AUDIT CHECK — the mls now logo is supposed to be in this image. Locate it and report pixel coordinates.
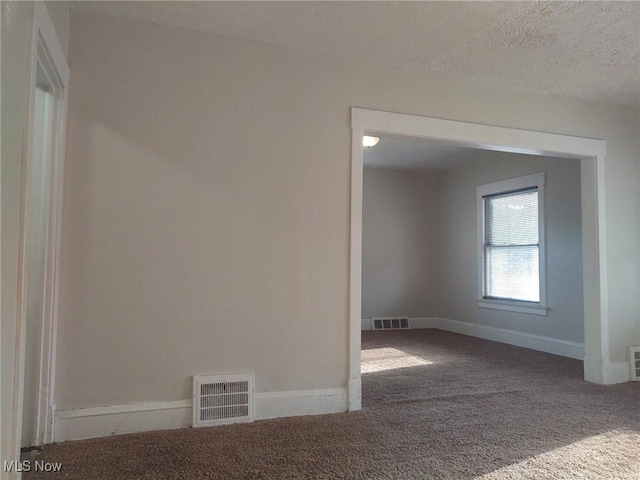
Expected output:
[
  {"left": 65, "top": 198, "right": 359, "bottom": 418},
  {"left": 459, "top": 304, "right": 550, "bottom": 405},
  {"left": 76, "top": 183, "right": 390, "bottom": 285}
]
[{"left": 4, "top": 460, "right": 63, "bottom": 473}]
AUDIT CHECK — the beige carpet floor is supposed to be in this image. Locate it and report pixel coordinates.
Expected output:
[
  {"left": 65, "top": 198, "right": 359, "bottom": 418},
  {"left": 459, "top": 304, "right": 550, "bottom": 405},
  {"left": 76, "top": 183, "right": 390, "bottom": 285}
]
[{"left": 25, "top": 330, "right": 640, "bottom": 479}]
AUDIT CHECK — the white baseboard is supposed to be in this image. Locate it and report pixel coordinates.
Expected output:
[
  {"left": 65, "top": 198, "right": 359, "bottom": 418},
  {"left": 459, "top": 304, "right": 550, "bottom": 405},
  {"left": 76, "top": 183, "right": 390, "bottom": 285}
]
[
  {"left": 435, "top": 317, "right": 585, "bottom": 360},
  {"left": 255, "top": 388, "right": 346, "bottom": 420},
  {"left": 54, "top": 400, "right": 192, "bottom": 442},
  {"left": 602, "top": 361, "right": 631, "bottom": 385},
  {"left": 583, "top": 356, "right": 604, "bottom": 384},
  {"left": 54, "top": 388, "right": 347, "bottom": 442}
]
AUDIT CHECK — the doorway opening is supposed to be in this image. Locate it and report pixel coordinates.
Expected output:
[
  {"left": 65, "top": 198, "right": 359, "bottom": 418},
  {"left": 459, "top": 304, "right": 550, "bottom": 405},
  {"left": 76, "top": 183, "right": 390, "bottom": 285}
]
[
  {"left": 359, "top": 135, "right": 584, "bottom": 401},
  {"left": 21, "top": 67, "right": 56, "bottom": 449},
  {"left": 348, "top": 108, "right": 607, "bottom": 412},
  {"left": 13, "top": 4, "right": 69, "bottom": 454}
]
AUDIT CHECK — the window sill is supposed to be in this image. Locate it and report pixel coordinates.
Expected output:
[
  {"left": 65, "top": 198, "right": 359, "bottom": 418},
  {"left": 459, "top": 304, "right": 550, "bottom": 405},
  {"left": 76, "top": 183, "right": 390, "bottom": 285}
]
[{"left": 477, "top": 299, "right": 548, "bottom": 316}]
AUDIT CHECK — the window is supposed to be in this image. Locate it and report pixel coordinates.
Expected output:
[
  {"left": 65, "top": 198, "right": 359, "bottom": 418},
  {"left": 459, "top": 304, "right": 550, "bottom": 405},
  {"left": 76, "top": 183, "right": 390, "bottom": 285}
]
[{"left": 477, "top": 173, "right": 547, "bottom": 315}]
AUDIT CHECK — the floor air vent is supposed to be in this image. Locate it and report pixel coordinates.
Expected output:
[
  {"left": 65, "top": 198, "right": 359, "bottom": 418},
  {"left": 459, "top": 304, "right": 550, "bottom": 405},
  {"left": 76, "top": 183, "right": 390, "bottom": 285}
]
[
  {"left": 372, "top": 318, "right": 410, "bottom": 330},
  {"left": 630, "top": 347, "right": 640, "bottom": 381},
  {"left": 193, "top": 373, "right": 254, "bottom": 427}
]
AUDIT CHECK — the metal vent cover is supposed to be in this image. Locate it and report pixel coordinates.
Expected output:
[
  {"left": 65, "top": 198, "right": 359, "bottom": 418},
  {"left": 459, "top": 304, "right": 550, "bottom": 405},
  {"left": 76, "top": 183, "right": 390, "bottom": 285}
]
[
  {"left": 372, "top": 318, "right": 410, "bottom": 330},
  {"left": 630, "top": 347, "right": 640, "bottom": 381},
  {"left": 192, "top": 373, "right": 255, "bottom": 427}
]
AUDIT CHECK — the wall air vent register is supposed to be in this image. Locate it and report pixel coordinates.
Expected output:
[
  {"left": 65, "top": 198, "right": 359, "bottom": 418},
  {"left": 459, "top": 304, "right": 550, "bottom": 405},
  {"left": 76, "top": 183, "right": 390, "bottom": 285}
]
[
  {"left": 192, "top": 373, "right": 255, "bottom": 427},
  {"left": 630, "top": 347, "right": 640, "bottom": 381},
  {"left": 372, "top": 318, "right": 410, "bottom": 330}
]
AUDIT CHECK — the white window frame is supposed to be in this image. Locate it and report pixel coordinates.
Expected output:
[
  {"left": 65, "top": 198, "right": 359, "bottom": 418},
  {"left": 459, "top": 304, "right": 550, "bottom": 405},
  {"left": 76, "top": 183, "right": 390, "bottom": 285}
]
[{"left": 476, "top": 172, "right": 548, "bottom": 316}]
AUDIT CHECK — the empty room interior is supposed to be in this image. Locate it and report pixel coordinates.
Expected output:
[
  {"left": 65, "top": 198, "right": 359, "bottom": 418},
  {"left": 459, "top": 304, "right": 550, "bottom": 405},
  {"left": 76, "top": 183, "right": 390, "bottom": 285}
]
[
  {"left": 2, "top": 1, "right": 640, "bottom": 479},
  {"left": 361, "top": 137, "right": 585, "bottom": 362}
]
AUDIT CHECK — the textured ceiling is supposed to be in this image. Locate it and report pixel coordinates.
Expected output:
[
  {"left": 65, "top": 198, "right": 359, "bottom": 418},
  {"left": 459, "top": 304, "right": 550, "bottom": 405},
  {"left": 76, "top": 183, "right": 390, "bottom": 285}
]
[
  {"left": 364, "top": 134, "right": 478, "bottom": 172},
  {"left": 70, "top": 1, "right": 640, "bottom": 107}
]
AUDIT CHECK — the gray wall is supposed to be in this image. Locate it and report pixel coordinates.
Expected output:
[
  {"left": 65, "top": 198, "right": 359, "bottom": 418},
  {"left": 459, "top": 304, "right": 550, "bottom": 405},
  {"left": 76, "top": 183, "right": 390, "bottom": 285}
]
[
  {"left": 436, "top": 151, "right": 584, "bottom": 342},
  {"left": 56, "top": 11, "right": 639, "bottom": 411},
  {"left": 362, "top": 168, "right": 437, "bottom": 318}
]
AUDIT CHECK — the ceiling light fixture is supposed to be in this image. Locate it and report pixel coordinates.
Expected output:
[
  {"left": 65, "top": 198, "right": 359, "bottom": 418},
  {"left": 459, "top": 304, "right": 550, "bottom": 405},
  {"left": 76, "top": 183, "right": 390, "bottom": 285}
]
[{"left": 363, "top": 136, "right": 380, "bottom": 147}]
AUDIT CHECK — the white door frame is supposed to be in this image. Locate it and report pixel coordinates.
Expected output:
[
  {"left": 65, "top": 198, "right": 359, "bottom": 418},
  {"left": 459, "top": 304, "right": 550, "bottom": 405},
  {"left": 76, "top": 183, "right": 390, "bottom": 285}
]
[
  {"left": 11, "top": 1, "right": 69, "bottom": 458},
  {"left": 348, "top": 107, "right": 608, "bottom": 411}
]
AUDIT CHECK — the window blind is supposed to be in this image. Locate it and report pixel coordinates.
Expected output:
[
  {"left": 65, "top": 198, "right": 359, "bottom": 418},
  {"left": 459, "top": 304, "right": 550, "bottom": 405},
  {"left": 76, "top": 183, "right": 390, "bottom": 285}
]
[{"left": 484, "top": 188, "right": 539, "bottom": 302}]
